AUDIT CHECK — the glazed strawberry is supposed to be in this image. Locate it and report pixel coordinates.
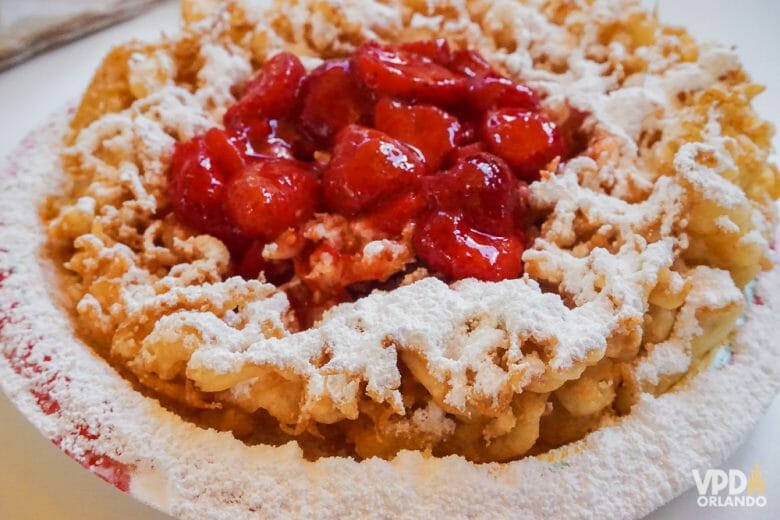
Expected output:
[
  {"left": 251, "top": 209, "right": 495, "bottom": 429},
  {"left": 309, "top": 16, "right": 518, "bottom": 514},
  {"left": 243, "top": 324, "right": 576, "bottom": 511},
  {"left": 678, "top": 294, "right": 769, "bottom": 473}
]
[
  {"left": 374, "top": 98, "right": 460, "bottom": 171},
  {"left": 241, "top": 118, "right": 315, "bottom": 161},
  {"left": 449, "top": 49, "right": 497, "bottom": 78},
  {"left": 224, "top": 52, "right": 305, "bottom": 131},
  {"left": 225, "top": 159, "right": 318, "bottom": 239},
  {"left": 200, "top": 128, "right": 244, "bottom": 177},
  {"left": 168, "top": 136, "right": 226, "bottom": 228},
  {"left": 449, "top": 142, "right": 486, "bottom": 163},
  {"left": 481, "top": 108, "right": 564, "bottom": 180},
  {"left": 168, "top": 132, "right": 248, "bottom": 251},
  {"left": 298, "top": 60, "right": 373, "bottom": 146},
  {"left": 467, "top": 76, "right": 539, "bottom": 113},
  {"left": 236, "top": 240, "right": 294, "bottom": 284},
  {"left": 202, "top": 128, "right": 245, "bottom": 178},
  {"left": 239, "top": 119, "right": 292, "bottom": 159},
  {"left": 425, "top": 152, "right": 519, "bottom": 235},
  {"left": 399, "top": 38, "right": 451, "bottom": 65},
  {"left": 353, "top": 42, "right": 466, "bottom": 104},
  {"left": 362, "top": 191, "right": 427, "bottom": 236},
  {"left": 455, "top": 121, "right": 478, "bottom": 146},
  {"left": 322, "top": 125, "right": 426, "bottom": 215},
  {"left": 414, "top": 210, "right": 524, "bottom": 281}
]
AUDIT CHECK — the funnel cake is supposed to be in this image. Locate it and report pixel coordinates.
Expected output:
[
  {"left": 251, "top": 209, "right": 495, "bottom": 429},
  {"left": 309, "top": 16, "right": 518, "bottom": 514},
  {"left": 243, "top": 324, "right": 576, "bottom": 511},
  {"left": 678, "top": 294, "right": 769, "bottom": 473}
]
[{"left": 38, "top": 0, "right": 780, "bottom": 468}]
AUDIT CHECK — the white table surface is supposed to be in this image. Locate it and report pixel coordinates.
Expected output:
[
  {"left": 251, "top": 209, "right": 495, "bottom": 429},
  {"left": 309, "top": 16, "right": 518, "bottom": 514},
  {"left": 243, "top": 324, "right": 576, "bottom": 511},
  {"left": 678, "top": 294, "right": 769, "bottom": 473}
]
[{"left": 0, "top": 1, "right": 777, "bottom": 518}]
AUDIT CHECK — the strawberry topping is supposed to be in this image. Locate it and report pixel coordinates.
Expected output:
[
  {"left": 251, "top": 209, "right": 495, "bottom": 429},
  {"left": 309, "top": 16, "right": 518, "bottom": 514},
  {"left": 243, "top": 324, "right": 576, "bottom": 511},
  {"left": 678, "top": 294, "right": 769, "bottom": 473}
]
[
  {"left": 167, "top": 39, "right": 580, "bottom": 321},
  {"left": 424, "top": 152, "right": 520, "bottom": 236},
  {"left": 322, "top": 125, "right": 426, "bottom": 215},
  {"left": 374, "top": 98, "right": 460, "bottom": 171},
  {"left": 353, "top": 42, "right": 466, "bottom": 104},
  {"left": 223, "top": 51, "right": 305, "bottom": 130},
  {"left": 298, "top": 60, "right": 372, "bottom": 146},
  {"left": 225, "top": 159, "right": 318, "bottom": 239},
  {"left": 481, "top": 108, "right": 564, "bottom": 181},
  {"left": 414, "top": 211, "right": 525, "bottom": 282}
]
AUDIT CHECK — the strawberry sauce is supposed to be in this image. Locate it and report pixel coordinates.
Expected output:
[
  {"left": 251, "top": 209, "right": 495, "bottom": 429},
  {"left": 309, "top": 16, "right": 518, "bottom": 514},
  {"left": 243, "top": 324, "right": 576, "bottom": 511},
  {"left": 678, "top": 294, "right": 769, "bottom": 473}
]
[{"left": 168, "top": 40, "right": 571, "bottom": 323}]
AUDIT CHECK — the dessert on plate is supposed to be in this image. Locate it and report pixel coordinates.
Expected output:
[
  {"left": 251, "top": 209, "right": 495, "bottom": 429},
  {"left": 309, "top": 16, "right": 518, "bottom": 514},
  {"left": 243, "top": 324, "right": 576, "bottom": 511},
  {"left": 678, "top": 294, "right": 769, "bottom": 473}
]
[{"left": 1, "top": 0, "right": 779, "bottom": 517}]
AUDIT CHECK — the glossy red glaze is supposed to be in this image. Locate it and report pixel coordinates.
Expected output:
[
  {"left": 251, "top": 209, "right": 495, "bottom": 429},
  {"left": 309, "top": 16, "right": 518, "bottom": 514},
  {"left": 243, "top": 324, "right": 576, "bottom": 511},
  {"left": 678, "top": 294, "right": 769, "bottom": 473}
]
[
  {"left": 353, "top": 42, "right": 466, "bottom": 104},
  {"left": 374, "top": 98, "right": 460, "bottom": 171},
  {"left": 399, "top": 38, "right": 452, "bottom": 65},
  {"left": 467, "top": 76, "right": 539, "bottom": 113},
  {"left": 167, "top": 133, "right": 250, "bottom": 252},
  {"left": 425, "top": 152, "right": 520, "bottom": 236},
  {"left": 481, "top": 108, "right": 564, "bottom": 181},
  {"left": 298, "top": 60, "right": 373, "bottom": 146},
  {"left": 362, "top": 191, "right": 428, "bottom": 236},
  {"left": 322, "top": 125, "right": 426, "bottom": 215},
  {"left": 414, "top": 210, "right": 524, "bottom": 281},
  {"left": 223, "top": 51, "right": 305, "bottom": 130},
  {"left": 225, "top": 159, "right": 318, "bottom": 239},
  {"left": 449, "top": 49, "right": 497, "bottom": 78}
]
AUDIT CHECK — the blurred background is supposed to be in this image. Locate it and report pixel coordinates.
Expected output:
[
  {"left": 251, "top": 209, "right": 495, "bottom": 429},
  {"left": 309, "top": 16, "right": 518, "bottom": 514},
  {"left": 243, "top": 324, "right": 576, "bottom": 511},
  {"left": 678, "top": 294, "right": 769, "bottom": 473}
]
[
  {"left": 0, "top": 0, "right": 161, "bottom": 70},
  {"left": 0, "top": 1, "right": 777, "bottom": 518}
]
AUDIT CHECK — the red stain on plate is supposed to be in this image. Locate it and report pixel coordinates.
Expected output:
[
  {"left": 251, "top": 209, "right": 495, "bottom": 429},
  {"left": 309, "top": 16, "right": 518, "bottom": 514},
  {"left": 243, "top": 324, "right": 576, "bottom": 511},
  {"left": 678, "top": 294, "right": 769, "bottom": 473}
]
[
  {"left": 0, "top": 301, "right": 18, "bottom": 333},
  {"left": 0, "top": 265, "right": 133, "bottom": 492},
  {"left": 57, "top": 443, "right": 133, "bottom": 492}
]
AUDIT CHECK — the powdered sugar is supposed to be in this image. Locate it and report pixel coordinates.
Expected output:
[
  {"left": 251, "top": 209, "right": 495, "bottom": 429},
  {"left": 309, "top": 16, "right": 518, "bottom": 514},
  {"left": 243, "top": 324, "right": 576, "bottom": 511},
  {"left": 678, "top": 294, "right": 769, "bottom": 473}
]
[
  {"left": 674, "top": 142, "right": 748, "bottom": 208},
  {"left": 194, "top": 42, "right": 252, "bottom": 119},
  {"left": 635, "top": 339, "right": 691, "bottom": 387}
]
